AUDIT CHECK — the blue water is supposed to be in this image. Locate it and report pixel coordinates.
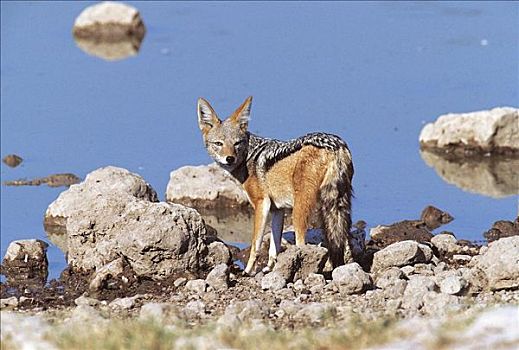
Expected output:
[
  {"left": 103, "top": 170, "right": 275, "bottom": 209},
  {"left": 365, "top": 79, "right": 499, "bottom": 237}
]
[{"left": 1, "top": 1, "right": 518, "bottom": 279}]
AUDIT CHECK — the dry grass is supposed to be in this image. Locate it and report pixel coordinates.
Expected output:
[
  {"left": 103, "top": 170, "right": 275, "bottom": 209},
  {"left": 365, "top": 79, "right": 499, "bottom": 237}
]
[{"left": 47, "top": 315, "right": 398, "bottom": 350}]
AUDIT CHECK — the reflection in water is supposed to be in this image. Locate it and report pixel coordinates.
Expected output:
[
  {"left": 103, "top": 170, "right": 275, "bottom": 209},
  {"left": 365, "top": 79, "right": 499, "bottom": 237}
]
[
  {"left": 420, "top": 150, "right": 519, "bottom": 198},
  {"left": 73, "top": 36, "right": 144, "bottom": 61}
]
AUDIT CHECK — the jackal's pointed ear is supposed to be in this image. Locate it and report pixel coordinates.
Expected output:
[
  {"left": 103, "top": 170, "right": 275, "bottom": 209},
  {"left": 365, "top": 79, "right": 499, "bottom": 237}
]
[
  {"left": 197, "top": 98, "right": 220, "bottom": 132},
  {"left": 230, "top": 96, "right": 252, "bottom": 131}
]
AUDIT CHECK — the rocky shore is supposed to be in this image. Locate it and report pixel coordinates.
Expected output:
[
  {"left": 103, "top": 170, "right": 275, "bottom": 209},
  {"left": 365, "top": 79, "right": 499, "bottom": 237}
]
[{"left": 1, "top": 163, "right": 518, "bottom": 349}]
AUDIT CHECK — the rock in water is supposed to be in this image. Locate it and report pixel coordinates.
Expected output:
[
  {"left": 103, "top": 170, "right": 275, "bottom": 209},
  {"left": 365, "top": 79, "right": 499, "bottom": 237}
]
[
  {"left": 166, "top": 163, "right": 249, "bottom": 209},
  {"left": 1, "top": 239, "right": 49, "bottom": 286},
  {"left": 419, "top": 107, "right": 519, "bottom": 155},
  {"left": 72, "top": 2, "right": 146, "bottom": 61},
  {"left": 45, "top": 166, "right": 209, "bottom": 280}
]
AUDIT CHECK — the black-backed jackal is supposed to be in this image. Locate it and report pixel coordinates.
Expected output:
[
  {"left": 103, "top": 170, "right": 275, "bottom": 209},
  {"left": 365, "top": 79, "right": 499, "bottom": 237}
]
[{"left": 197, "top": 96, "right": 354, "bottom": 274}]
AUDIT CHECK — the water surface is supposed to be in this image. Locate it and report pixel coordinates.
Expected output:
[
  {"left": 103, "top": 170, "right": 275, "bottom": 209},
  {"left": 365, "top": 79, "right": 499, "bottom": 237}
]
[{"left": 1, "top": 1, "right": 518, "bottom": 279}]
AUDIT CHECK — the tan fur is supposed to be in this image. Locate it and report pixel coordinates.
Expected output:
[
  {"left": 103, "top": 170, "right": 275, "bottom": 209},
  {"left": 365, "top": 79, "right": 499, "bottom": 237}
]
[{"left": 197, "top": 96, "right": 354, "bottom": 274}]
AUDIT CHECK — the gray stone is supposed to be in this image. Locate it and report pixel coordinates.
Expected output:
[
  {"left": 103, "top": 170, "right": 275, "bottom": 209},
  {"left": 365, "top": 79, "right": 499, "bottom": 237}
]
[
  {"left": 205, "top": 263, "right": 229, "bottom": 291},
  {"left": 332, "top": 263, "right": 372, "bottom": 295},
  {"left": 261, "top": 271, "right": 287, "bottom": 291},
  {"left": 183, "top": 300, "right": 206, "bottom": 320},
  {"left": 166, "top": 163, "right": 248, "bottom": 209},
  {"left": 293, "top": 302, "right": 336, "bottom": 325},
  {"left": 402, "top": 275, "right": 437, "bottom": 310},
  {"left": 371, "top": 241, "right": 433, "bottom": 272},
  {"left": 186, "top": 279, "right": 207, "bottom": 294},
  {"left": 174, "top": 277, "right": 187, "bottom": 287},
  {"left": 472, "top": 236, "right": 519, "bottom": 290},
  {"left": 304, "top": 273, "right": 326, "bottom": 288},
  {"left": 439, "top": 274, "right": 467, "bottom": 295},
  {"left": 422, "top": 291, "right": 461, "bottom": 316},
  {"left": 375, "top": 267, "right": 405, "bottom": 289},
  {"left": 431, "top": 234, "right": 460, "bottom": 255},
  {"left": 109, "top": 295, "right": 140, "bottom": 310},
  {"left": 225, "top": 299, "right": 268, "bottom": 322},
  {"left": 89, "top": 257, "right": 125, "bottom": 291},
  {"left": 293, "top": 279, "right": 305, "bottom": 292},
  {"left": 205, "top": 241, "right": 232, "bottom": 266},
  {"left": 273, "top": 245, "right": 328, "bottom": 283}
]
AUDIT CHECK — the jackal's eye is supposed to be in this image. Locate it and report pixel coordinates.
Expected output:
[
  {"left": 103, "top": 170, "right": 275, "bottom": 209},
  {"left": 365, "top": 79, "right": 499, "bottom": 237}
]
[
  {"left": 213, "top": 141, "right": 223, "bottom": 147},
  {"left": 234, "top": 140, "right": 244, "bottom": 146}
]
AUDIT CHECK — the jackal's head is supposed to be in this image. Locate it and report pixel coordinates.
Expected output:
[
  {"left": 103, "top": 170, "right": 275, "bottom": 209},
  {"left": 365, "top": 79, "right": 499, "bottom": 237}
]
[{"left": 197, "top": 96, "right": 252, "bottom": 172}]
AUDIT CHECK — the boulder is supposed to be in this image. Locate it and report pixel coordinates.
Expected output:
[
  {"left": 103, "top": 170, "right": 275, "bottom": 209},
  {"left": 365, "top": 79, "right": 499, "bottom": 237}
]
[
  {"left": 371, "top": 241, "right": 433, "bottom": 272},
  {"left": 419, "top": 107, "right": 519, "bottom": 155},
  {"left": 45, "top": 166, "right": 209, "bottom": 280},
  {"left": 166, "top": 163, "right": 249, "bottom": 209},
  {"left": 471, "top": 236, "right": 519, "bottom": 290},
  {"left": 44, "top": 166, "right": 158, "bottom": 237}
]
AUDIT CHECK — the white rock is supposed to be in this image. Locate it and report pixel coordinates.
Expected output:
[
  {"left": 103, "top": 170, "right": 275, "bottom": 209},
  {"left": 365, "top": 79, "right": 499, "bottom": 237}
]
[
  {"left": 166, "top": 163, "right": 248, "bottom": 208},
  {"left": 372, "top": 241, "right": 433, "bottom": 272},
  {"left": 186, "top": 279, "right": 207, "bottom": 294},
  {"left": 261, "top": 271, "right": 287, "bottom": 291},
  {"left": 332, "top": 263, "right": 372, "bottom": 295},
  {"left": 472, "top": 236, "right": 519, "bottom": 290},
  {"left": 183, "top": 300, "right": 206, "bottom": 320},
  {"left": 439, "top": 275, "right": 467, "bottom": 295},
  {"left": 205, "top": 263, "right": 229, "bottom": 291},
  {"left": 74, "top": 2, "right": 139, "bottom": 27},
  {"left": 419, "top": 107, "right": 519, "bottom": 151}
]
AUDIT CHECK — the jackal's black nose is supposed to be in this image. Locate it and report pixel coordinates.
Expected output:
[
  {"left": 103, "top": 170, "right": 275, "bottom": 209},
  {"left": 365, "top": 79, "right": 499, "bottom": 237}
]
[{"left": 226, "top": 156, "right": 235, "bottom": 164}]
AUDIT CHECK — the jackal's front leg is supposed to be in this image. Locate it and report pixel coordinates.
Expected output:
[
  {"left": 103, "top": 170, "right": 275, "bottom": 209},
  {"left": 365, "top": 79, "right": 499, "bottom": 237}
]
[
  {"left": 244, "top": 198, "right": 271, "bottom": 275},
  {"left": 263, "top": 208, "right": 284, "bottom": 273}
]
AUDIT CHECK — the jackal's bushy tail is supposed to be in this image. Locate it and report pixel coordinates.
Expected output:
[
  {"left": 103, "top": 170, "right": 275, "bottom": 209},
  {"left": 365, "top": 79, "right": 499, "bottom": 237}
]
[{"left": 320, "top": 147, "right": 354, "bottom": 267}]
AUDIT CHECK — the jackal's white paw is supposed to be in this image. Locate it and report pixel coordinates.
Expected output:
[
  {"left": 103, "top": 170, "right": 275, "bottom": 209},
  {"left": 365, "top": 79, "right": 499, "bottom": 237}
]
[{"left": 262, "top": 266, "right": 272, "bottom": 273}]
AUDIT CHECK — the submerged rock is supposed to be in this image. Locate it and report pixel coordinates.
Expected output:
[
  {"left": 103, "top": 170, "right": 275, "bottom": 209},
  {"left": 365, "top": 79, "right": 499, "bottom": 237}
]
[
  {"left": 72, "top": 2, "right": 146, "bottom": 61},
  {"left": 419, "top": 107, "right": 519, "bottom": 155},
  {"left": 3, "top": 173, "right": 81, "bottom": 188}
]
